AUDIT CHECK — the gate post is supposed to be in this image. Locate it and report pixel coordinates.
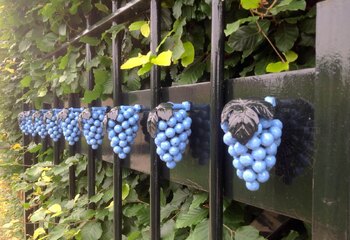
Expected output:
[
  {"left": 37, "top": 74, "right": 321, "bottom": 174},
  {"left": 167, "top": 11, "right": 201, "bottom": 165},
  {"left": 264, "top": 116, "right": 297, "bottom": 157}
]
[{"left": 314, "top": 0, "right": 350, "bottom": 239}]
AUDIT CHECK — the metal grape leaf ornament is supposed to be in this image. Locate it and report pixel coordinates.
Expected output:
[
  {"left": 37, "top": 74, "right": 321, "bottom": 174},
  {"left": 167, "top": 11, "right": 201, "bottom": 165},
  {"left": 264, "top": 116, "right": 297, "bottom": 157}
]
[
  {"left": 147, "top": 102, "right": 174, "bottom": 138},
  {"left": 32, "top": 111, "right": 41, "bottom": 122},
  {"left": 221, "top": 99, "right": 275, "bottom": 144},
  {"left": 103, "top": 107, "right": 119, "bottom": 126},
  {"left": 44, "top": 110, "right": 53, "bottom": 121},
  {"left": 57, "top": 109, "right": 69, "bottom": 121},
  {"left": 78, "top": 108, "right": 91, "bottom": 130}
]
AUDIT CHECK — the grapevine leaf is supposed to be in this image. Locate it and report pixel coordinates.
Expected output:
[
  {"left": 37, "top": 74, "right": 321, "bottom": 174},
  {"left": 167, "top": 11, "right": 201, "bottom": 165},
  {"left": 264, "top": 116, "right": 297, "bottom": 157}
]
[
  {"left": 147, "top": 109, "right": 159, "bottom": 138},
  {"left": 140, "top": 22, "right": 150, "bottom": 38},
  {"left": 151, "top": 50, "right": 172, "bottom": 66},
  {"left": 181, "top": 41, "right": 195, "bottom": 67},
  {"left": 156, "top": 102, "right": 173, "bottom": 121},
  {"left": 240, "top": 0, "right": 260, "bottom": 10},
  {"left": 283, "top": 50, "right": 298, "bottom": 63},
  {"left": 228, "top": 108, "right": 259, "bottom": 145},
  {"left": 274, "top": 22, "right": 299, "bottom": 52},
  {"left": 81, "top": 221, "right": 103, "bottom": 240},
  {"left": 266, "top": 61, "right": 289, "bottom": 73}
]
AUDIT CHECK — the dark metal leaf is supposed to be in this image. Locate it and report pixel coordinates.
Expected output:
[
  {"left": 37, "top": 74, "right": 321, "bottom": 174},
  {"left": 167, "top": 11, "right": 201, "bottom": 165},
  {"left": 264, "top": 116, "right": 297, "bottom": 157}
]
[
  {"left": 228, "top": 108, "right": 259, "bottom": 145},
  {"left": 44, "top": 111, "right": 53, "bottom": 121},
  {"left": 57, "top": 109, "right": 69, "bottom": 120},
  {"left": 221, "top": 99, "right": 248, "bottom": 123},
  {"left": 156, "top": 102, "right": 173, "bottom": 121},
  {"left": 147, "top": 109, "right": 159, "bottom": 138},
  {"left": 81, "top": 108, "right": 91, "bottom": 119},
  {"left": 247, "top": 100, "right": 274, "bottom": 119},
  {"left": 107, "top": 107, "right": 119, "bottom": 121}
]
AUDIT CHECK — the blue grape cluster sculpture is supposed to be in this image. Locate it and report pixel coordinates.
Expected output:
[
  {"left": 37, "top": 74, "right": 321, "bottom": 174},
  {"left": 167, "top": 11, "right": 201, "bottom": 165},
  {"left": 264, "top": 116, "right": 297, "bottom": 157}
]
[
  {"left": 58, "top": 108, "right": 81, "bottom": 145},
  {"left": 147, "top": 102, "right": 192, "bottom": 169},
  {"left": 79, "top": 107, "right": 107, "bottom": 149},
  {"left": 44, "top": 109, "right": 62, "bottom": 142},
  {"left": 105, "top": 105, "right": 142, "bottom": 159},
  {"left": 33, "top": 110, "right": 49, "bottom": 138},
  {"left": 18, "top": 111, "right": 33, "bottom": 136},
  {"left": 221, "top": 97, "right": 283, "bottom": 191}
]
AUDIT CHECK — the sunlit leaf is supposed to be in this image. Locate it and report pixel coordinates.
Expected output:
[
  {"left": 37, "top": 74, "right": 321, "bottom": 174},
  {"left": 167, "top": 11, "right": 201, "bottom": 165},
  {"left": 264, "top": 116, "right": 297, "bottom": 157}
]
[
  {"left": 129, "top": 21, "right": 147, "bottom": 31},
  {"left": 266, "top": 61, "right": 289, "bottom": 73},
  {"left": 240, "top": 0, "right": 260, "bottom": 10},
  {"left": 140, "top": 22, "right": 150, "bottom": 38},
  {"left": 121, "top": 52, "right": 151, "bottom": 69},
  {"left": 151, "top": 50, "right": 172, "bottom": 66},
  {"left": 33, "top": 227, "right": 46, "bottom": 240},
  {"left": 181, "top": 42, "right": 195, "bottom": 67},
  {"left": 284, "top": 50, "right": 298, "bottom": 63}
]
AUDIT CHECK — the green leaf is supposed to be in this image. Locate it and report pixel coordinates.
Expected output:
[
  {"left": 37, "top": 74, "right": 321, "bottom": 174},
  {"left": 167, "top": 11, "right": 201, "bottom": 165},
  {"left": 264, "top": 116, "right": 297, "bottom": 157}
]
[
  {"left": 80, "top": 36, "right": 100, "bottom": 46},
  {"left": 224, "top": 16, "right": 259, "bottom": 36},
  {"left": 122, "top": 183, "right": 130, "bottom": 200},
  {"left": 266, "top": 61, "right": 289, "bottom": 73},
  {"left": 30, "top": 208, "right": 46, "bottom": 222},
  {"left": 282, "top": 230, "right": 300, "bottom": 240},
  {"left": 28, "top": 143, "right": 42, "bottom": 153},
  {"left": 105, "top": 24, "right": 125, "bottom": 39},
  {"left": 274, "top": 23, "right": 299, "bottom": 52},
  {"left": 81, "top": 221, "right": 103, "bottom": 240},
  {"left": 82, "top": 85, "right": 103, "bottom": 104},
  {"left": 33, "top": 227, "right": 46, "bottom": 240},
  {"left": 95, "top": 3, "right": 110, "bottom": 13},
  {"left": 48, "top": 204, "right": 62, "bottom": 213},
  {"left": 284, "top": 50, "right": 298, "bottom": 62},
  {"left": 59, "top": 54, "right": 69, "bottom": 70},
  {"left": 151, "top": 50, "right": 173, "bottom": 66},
  {"left": 175, "top": 207, "right": 208, "bottom": 228},
  {"left": 58, "top": 24, "right": 67, "bottom": 36},
  {"left": 227, "top": 20, "right": 270, "bottom": 52},
  {"left": 240, "top": 0, "right": 260, "bottom": 10},
  {"left": 129, "top": 21, "right": 147, "bottom": 31},
  {"left": 20, "top": 76, "right": 32, "bottom": 88},
  {"left": 137, "top": 62, "right": 152, "bottom": 76},
  {"left": 69, "top": 1, "right": 82, "bottom": 15},
  {"left": 190, "top": 193, "right": 208, "bottom": 209},
  {"left": 94, "top": 69, "right": 109, "bottom": 85},
  {"left": 38, "top": 86, "right": 48, "bottom": 97},
  {"left": 19, "top": 39, "right": 31, "bottom": 53},
  {"left": 177, "top": 62, "right": 205, "bottom": 84},
  {"left": 140, "top": 23, "right": 150, "bottom": 38},
  {"left": 270, "top": 0, "right": 306, "bottom": 15},
  {"left": 171, "top": 39, "right": 185, "bottom": 61},
  {"left": 235, "top": 226, "right": 265, "bottom": 240},
  {"left": 186, "top": 219, "right": 209, "bottom": 240},
  {"left": 173, "top": 0, "right": 183, "bottom": 19},
  {"left": 121, "top": 52, "right": 150, "bottom": 69},
  {"left": 36, "top": 33, "right": 57, "bottom": 52},
  {"left": 161, "top": 220, "right": 175, "bottom": 239},
  {"left": 128, "top": 231, "right": 142, "bottom": 240},
  {"left": 181, "top": 42, "right": 195, "bottom": 67}
]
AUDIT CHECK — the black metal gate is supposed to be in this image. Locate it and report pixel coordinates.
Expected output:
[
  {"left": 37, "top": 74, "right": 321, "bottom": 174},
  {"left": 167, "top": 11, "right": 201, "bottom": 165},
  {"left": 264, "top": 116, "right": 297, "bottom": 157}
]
[{"left": 22, "top": 0, "right": 350, "bottom": 239}]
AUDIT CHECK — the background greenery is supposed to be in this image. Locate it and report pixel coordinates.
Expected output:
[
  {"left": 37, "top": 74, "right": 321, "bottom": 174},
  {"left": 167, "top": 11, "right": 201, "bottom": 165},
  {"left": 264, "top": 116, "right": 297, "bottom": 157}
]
[{"left": 0, "top": 0, "right": 316, "bottom": 239}]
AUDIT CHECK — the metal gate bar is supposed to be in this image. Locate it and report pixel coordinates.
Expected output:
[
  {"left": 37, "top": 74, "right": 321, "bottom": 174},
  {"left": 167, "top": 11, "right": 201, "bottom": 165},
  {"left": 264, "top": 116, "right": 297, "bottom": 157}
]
[
  {"left": 150, "top": 0, "right": 161, "bottom": 238},
  {"left": 112, "top": 0, "right": 123, "bottom": 239}
]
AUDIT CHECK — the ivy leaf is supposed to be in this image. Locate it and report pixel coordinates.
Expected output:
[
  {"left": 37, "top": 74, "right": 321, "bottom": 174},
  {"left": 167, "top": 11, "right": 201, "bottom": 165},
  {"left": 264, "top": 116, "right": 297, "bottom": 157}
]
[
  {"left": 224, "top": 16, "right": 259, "bottom": 36},
  {"left": 80, "top": 36, "right": 100, "bottom": 46},
  {"left": 95, "top": 3, "right": 110, "bottom": 13},
  {"left": 266, "top": 61, "right": 289, "bottom": 73},
  {"left": 81, "top": 221, "right": 103, "bottom": 240},
  {"left": 283, "top": 50, "right": 298, "bottom": 62},
  {"left": 181, "top": 41, "right": 195, "bottom": 67},
  {"left": 151, "top": 50, "right": 172, "bottom": 66},
  {"left": 240, "top": 0, "right": 260, "bottom": 10},
  {"left": 20, "top": 76, "right": 32, "bottom": 88},
  {"left": 270, "top": 0, "right": 306, "bottom": 15},
  {"left": 129, "top": 21, "right": 148, "bottom": 31},
  {"left": 235, "top": 226, "right": 265, "bottom": 240},
  {"left": 121, "top": 52, "right": 150, "bottom": 69},
  {"left": 274, "top": 23, "right": 299, "bottom": 52},
  {"left": 140, "top": 22, "right": 150, "bottom": 38},
  {"left": 176, "top": 207, "right": 208, "bottom": 228},
  {"left": 147, "top": 109, "right": 159, "bottom": 138}
]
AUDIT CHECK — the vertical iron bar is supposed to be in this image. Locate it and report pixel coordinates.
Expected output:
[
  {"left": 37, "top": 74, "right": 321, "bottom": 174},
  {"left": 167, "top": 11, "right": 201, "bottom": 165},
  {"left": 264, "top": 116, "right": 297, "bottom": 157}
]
[
  {"left": 85, "top": 14, "right": 97, "bottom": 209},
  {"left": 209, "top": 0, "right": 224, "bottom": 239},
  {"left": 112, "top": 1, "right": 123, "bottom": 239},
  {"left": 68, "top": 94, "right": 80, "bottom": 199},
  {"left": 53, "top": 94, "right": 63, "bottom": 166},
  {"left": 23, "top": 95, "right": 34, "bottom": 239},
  {"left": 150, "top": 0, "right": 161, "bottom": 239},
  {"left": 41, "top": 103, "right": 51, "bottom": 155}
]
